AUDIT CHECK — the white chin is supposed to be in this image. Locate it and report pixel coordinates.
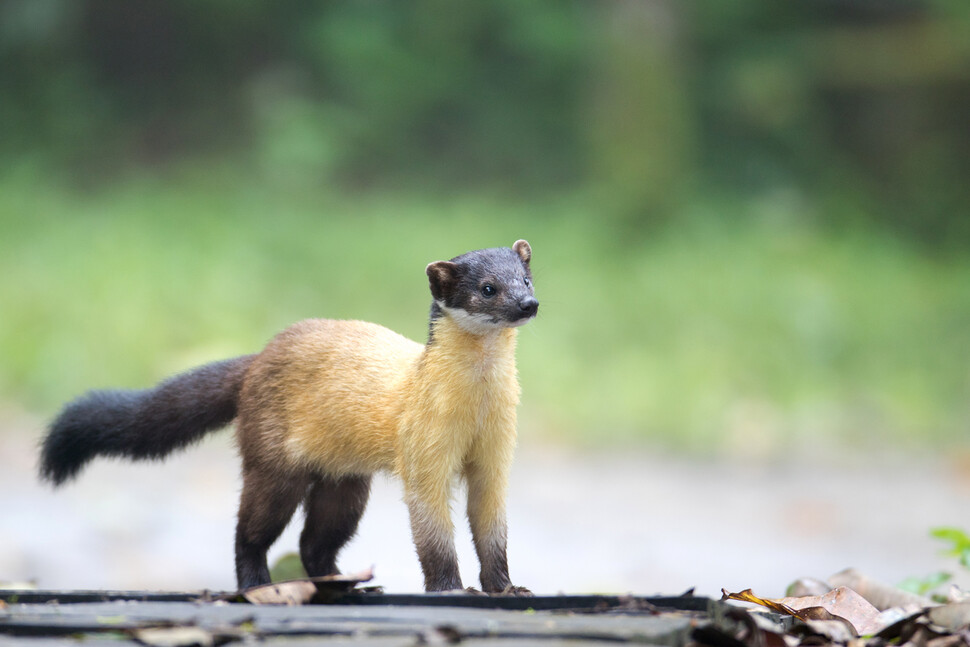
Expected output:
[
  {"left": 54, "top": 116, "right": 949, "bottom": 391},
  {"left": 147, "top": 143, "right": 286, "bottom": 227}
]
[{"left": 441, "top": 306, "right": 504, "bottom": 335}]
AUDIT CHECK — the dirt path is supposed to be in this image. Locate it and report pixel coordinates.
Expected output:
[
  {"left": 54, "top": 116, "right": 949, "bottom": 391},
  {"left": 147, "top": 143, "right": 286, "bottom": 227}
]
[{"left": 3, "top": 425, "right": 969, "bottom": 597}]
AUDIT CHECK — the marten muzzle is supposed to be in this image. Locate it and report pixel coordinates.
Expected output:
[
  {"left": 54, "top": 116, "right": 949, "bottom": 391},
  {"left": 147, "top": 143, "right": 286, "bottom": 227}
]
[
  {"left": 517, "top": 296, "right": 538, "bottom": 318},
  {"left": 505, "top": 296, "right": 538, "bottom": 324}
]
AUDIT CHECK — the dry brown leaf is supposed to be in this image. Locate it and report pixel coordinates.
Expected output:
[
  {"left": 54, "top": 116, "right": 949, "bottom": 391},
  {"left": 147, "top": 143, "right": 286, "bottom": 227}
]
[
  {"left": 310, "top": 568, "right": 375, "bottom": 602},
  {"left": 243, "top": 580, "right": 318, "bottom": 605},
  {"left": 781, "top": 587, "right": 883, "bottom": 635},
  {"left": 787, "top": 578, "right": 833, "bottom": 598},
  {"left": 311, "top": 568, "right": 374, "bottom": 589},
  {"left": 242, "top": 567, "right": 374, "bottom": 605},
  {"left": 797, "top": 618, "right": 857, "bottom": 644},
  {"left": 133, "top": 626, "right": 215, "bottom": 647},
  {"left": 722, "top": 589, "right": 800, "bottom": 616},
  {"left": 798, "top": 605, "right": 853, "bottom": 623},
  {"left": 927, "top": 602, "right": 970, "bottom": 632},
  {"left": 905, "top": 623, "right": 945, "bottom": 647},
  {"left": 722, "top": 586, "right": 884, "bottom": 636},
  {"left": 698, "top": 606, "right": 793, "bottom": 647},
  {"left": 925, "top": 635, "right": 967, "bottom": 647},
  {"left": 828, "top": 568, "right": 932, "bottom": 612},
  {"left": 942, "top": 585, "right": 970, "bottom": 604}
]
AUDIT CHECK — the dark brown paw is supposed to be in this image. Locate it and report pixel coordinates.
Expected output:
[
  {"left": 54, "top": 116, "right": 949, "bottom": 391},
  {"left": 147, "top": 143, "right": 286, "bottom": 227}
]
[{"left": 497, "top": 585, "right": 533, "bottom": 597}]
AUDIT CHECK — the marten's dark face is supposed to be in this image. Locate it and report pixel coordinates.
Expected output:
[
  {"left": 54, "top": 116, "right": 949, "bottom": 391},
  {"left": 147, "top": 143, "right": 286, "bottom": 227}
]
[{"left": 427, "top": 240, "right": 538, "bottom": 335}]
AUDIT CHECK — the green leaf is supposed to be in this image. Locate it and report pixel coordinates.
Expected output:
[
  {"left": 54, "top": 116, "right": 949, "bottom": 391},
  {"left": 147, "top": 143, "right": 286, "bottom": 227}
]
[
  {"left": 898, "top": 572, "right": 951, "bottom": 596},
  {"left": 960, "top": 547, "right": 970, "bottom": 570},
  {"left": 931, "top": 527, "right": 970, "bottom": 554},
  {"left": 269, "top": 552, "right": 308, "bottom": 583},
  {"left": 931, "top": 528, "right": 970, "bottom": 569}
]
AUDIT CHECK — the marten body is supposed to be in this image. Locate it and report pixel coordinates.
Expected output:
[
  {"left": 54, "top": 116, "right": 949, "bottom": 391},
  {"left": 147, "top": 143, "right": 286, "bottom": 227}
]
[{"left": 40, "top": 241, "right": 538, "bottom": 594}]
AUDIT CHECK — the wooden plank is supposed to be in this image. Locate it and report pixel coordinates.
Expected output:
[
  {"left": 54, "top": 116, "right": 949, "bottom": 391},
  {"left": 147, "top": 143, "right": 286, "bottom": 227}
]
[
  {"left": 334, "top": 592, "right": 711, "bottom": 612},
  {"left": 1, "top": 589, "right": 711, "bottom": 612},
  {"left": 0, "top": 590, "right": 213, "bottom": 604},
  {"left": 0, "top": 596, "right": 702, "bottom": 644}
]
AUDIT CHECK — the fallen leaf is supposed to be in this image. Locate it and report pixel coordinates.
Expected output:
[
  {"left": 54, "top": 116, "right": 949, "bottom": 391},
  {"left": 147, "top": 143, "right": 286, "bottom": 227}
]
[
  {"left": 243, "top": 580, "right": 317, "bottom": 605},
  {"left": 421, "top": 625, "right": 462, "bottom": 645},
  {"left": 909, "top": 620, "right": 946, "bottom": 644},
  {"left": 722, "top": 586, "right": 884, "bottom": 635},
  {"left": 311, "top": 568, "right": 374, "bottom": 595},
  {"left": 928, "top": 602, "right": 970, "bottom": 632},
  {"left": 782, "top": 587, "right": 884, "bottom": 635},
  {"left": 828, "top": 568, "right": 932, "bottom": 611},
  {"left": 698, "top": 605, "right": 793, "bottom": 647},
  {"left": 787, "top": 577, "right": 833, "bottom": 598},
  {"left": 133, "top": 626, "right": 215, "bottom": 647},
  {"left": 926, "top": 634, "right": 967, "bottom": 647},
  {"left": 878, "top": 606, "right": 919, "bottom": 629},
  {"left": 243, "top": 567, "right": 374, "bottom": 605},
  {"left": 722, "top": 589, "right": 799, "bottom": 616},
  {"left": 795, "top": 618, "right": 857, "bottom": 644},
  {"left": 943, "top": 585, "right": 970, "bottom": 604},
  {"left": 873, "top": 608, "right": 928, "bottom": 642}
]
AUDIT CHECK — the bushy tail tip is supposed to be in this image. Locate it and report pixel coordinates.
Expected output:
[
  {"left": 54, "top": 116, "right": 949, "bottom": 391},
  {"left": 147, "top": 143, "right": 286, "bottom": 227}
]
[
  {"left": 39, "top": 390, "right": 134, "bottom": 486},
  {"left": 38, "top": 355, "right": 255, "bottom": 486}
]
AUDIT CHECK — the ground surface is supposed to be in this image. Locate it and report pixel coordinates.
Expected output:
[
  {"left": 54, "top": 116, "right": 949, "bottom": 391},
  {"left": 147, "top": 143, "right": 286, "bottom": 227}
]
[{"left": 2, "top": 421, "right": 970, "bottom": 597}]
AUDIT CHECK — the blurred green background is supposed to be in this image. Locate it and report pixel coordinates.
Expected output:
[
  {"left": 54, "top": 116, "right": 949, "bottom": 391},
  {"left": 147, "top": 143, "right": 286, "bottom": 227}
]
[{"left": 2, "top": 0, "right": 969, "bottom": 455}]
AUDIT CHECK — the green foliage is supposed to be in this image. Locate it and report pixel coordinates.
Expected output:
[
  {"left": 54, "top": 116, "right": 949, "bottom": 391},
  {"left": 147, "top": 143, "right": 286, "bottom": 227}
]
[
  {"left": 2, "top": 172, "right": 970, "bottom": 452},
  {"left": 1, "top": 1, "right": 968, "bottom": 242},
  {"left": 899, "top": 528, "right": 970, "bottom": 599},
  {"left": 2, "top": 1, "right": 969, "bottom": 450},
  {"left": 270, "top": 552, "right": 308, "bottom": 583},
  {"left": 931, "top": 528, "right": 970, "bottom": 570},
  {"left": 0, "top": 0, "right": 590, "bottom": 189},
  {"left": 898, "top": 571, "right": 952, "bottom": 597}
]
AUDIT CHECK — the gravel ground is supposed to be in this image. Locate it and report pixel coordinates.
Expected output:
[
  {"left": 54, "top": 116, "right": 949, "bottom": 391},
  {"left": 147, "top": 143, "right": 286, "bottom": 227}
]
[{"left": 3, "top": 419, "right": 970, "bottom": 597}]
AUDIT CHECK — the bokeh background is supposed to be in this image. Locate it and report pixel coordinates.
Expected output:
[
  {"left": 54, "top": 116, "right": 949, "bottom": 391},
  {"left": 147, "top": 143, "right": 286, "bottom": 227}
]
[{"left": 2, "top": 0, "right": 970, "bottom": 595}]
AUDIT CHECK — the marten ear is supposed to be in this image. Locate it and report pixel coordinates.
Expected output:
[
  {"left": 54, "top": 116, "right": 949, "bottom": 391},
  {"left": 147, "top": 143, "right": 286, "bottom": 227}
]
[
  {"left": 426, "top": 261, "right": 460, "bottom": 302},
  {"left": 513, "top": 240, "right": 531, "bottom": 265}
]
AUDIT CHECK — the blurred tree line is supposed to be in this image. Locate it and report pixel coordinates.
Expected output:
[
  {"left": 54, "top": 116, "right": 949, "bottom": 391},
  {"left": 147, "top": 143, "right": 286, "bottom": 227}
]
[{"left": 2, "top": 0, "right": 968, "bottom": 245}]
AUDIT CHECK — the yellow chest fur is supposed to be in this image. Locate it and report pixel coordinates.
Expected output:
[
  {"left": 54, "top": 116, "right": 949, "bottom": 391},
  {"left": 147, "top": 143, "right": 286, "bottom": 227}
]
[{"left": 280, "top": 317, "right": 519, "bottom": 478}]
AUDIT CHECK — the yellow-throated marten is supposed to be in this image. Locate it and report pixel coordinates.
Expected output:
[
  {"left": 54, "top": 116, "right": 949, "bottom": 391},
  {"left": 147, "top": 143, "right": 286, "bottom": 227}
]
[{"left": 40, "top": 240, "right": 538, "bottom": 594}]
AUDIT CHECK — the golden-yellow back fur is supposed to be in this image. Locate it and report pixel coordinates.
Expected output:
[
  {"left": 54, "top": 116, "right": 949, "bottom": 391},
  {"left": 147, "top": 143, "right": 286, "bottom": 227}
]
[{"left": 243, "top": 315, "right": 520, "bottom": 483}]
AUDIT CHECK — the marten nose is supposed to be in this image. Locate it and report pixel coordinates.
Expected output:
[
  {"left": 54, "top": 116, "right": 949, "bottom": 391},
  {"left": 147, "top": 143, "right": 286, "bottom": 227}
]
[{"left": 518, "top": 297, "right": 538, "bottom": 316}]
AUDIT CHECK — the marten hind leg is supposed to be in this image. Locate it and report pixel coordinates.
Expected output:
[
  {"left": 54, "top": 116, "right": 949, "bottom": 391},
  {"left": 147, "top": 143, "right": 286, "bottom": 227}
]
[
  {"left": 299, "top": 474, "right": 372, "bottom": 577},
  {"left": 235, "top": 466, "right": 308, "bottom": 589}
]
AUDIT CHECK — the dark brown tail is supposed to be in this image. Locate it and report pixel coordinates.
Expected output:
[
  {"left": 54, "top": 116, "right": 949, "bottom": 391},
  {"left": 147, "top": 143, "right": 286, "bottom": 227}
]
[{"left": 39, "top": 354, "right": 256, "bottom": 486}]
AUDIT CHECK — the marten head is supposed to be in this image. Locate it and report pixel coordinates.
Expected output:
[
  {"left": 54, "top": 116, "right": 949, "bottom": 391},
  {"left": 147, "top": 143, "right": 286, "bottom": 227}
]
[{"left": 426, "top": 240, "right": 538, "bottom": 336}]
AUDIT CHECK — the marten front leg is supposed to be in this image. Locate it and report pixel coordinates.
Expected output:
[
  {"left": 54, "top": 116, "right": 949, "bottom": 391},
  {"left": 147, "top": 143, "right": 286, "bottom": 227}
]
[
  {"left": 465, "top": 459, "right": 530, "bottom": 595},
  {"left": 404, "top": 468, "right": 463, "bottom": 592}
]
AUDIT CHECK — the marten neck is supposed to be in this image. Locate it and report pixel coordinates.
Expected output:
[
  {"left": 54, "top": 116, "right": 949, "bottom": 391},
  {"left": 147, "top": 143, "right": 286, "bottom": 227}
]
[{"left": 425, "top": 315, "right": 518, "bottom": 369}]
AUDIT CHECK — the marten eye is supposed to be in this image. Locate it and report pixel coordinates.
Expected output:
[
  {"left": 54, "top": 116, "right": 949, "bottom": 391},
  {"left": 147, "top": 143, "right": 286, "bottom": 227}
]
[
  {"left": 524, "top": 277, "right": 532, "bottom": 287},
  {"left": 481, "top": 284, "right": 496, "bottom": 297}
]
